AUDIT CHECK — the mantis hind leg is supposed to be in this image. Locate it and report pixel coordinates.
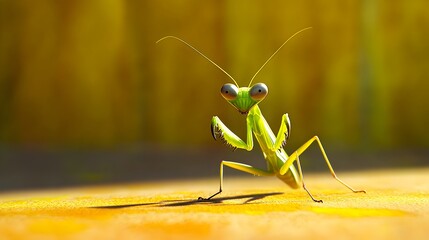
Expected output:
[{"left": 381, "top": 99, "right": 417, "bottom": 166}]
[
  {"left": 295, "top": 154, "right": 323, "bottom": 203},
  {"left": 281, "top": 136, "right": 366, "bottom": 202},
  {"left": 198, "top": 161, "right": 275, "bottom": 201}
]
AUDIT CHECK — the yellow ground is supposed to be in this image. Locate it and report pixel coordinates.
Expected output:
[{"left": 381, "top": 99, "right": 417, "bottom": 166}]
[{"left": 0, "top": 168, "right": 428, "bottom": 240}]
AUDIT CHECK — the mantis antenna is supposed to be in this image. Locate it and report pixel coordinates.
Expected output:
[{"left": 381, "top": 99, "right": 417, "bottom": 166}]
[
  {"left": 247, "top": 27, "right": 312, "bottom": 87},
  {"left": 156, "top": 36, "right": 239, "bottom": 86}
]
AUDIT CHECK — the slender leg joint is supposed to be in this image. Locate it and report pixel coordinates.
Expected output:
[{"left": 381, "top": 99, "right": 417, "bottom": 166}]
[
  {"left": 282, "top": 136, "right": 366, "bottom": 202},
  {"left": 198, "top": 188, "right": 222, "bottom": 201},
  {"left": 198, "top": 160, "right": 274, "bottom": 201},
  {"left": 296, "top": 154, "right": 323, "bottom": 203}
]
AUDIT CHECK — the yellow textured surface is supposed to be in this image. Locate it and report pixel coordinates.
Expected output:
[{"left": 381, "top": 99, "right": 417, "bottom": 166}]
[{"left": 0, "top": 168, "right": 428, "bottom": 239}]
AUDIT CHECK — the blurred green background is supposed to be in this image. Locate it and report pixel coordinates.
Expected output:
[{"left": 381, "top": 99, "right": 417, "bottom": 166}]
[{"left": 0, "top": 0, "right": 428, "bottom": 191}]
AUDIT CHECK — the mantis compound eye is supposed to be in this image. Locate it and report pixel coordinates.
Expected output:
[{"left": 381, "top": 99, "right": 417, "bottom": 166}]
[
  {"left": 220, "top": 83, "right": 239, "bottom": 100},
  {"left": 249, "top": 83, "right": 268, "bottom": 101}
]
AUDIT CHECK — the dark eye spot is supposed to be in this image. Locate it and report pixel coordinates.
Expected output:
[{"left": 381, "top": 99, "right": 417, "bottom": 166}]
[
  {"left": 220, "top": 83, "right": 238, "bottom": 100},
  {"left": 249, "top": 83, "right": 268, "bottom": 101}
]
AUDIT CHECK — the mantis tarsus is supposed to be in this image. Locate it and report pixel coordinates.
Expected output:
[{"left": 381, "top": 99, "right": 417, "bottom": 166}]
[{"left": 157, "top": 27, "right": 366, "bottom": 203}]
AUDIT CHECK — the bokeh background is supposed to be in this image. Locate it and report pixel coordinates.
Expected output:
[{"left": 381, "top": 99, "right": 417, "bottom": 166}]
[{"left": 0, "top": 0, "right": 428, "bottom": 191}]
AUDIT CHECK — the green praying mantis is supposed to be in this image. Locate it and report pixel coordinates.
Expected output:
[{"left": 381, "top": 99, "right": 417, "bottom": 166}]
[{"left": 157, "top": 27, "right": 366, "bottom": 203}]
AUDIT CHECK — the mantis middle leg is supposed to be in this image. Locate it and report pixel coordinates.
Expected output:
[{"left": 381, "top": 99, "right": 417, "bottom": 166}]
[
  {"left": 198, "top": 161, "right": 275, "bottom": 201},
  {"left": 280, "top": 136, "right": 366, "bottom": 202}
]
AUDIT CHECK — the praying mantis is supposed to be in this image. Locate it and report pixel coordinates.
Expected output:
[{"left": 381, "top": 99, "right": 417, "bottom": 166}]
[{"left": 157, "top": 27, "right": 366, "bottom": 203}]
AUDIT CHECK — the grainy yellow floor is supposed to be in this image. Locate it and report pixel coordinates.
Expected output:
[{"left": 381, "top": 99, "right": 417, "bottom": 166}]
[{"left": 0, "top": 168, "right": 428, "bottom": 240}]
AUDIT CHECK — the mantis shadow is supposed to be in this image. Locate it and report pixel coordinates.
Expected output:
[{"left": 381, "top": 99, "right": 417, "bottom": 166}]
[{"left": 89, "top": 192, "right": 283, "bottom": 209}]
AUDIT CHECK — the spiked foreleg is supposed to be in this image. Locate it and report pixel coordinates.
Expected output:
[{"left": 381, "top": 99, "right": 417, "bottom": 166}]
[
  {"left": 270, "top": 113, "right": 291, "bottom": 151},
  {"left": 211, "top": 116, "right": 253, "bottom": 151}
]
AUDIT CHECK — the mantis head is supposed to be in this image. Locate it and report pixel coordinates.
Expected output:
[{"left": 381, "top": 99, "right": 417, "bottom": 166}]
[{"left": 220, "top": 83, "right": 268, "bottom": 114}]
